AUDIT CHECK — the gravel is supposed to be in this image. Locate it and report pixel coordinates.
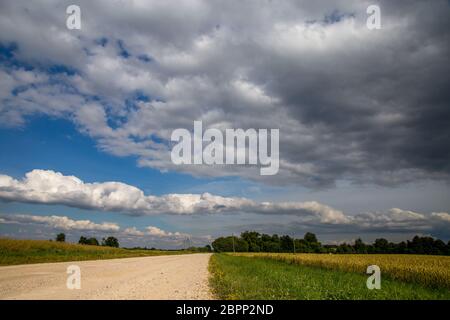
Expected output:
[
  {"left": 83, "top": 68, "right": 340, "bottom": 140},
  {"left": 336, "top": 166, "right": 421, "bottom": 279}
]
[{"left": 0, "top": 253, "right": 212, "bottom": 300}]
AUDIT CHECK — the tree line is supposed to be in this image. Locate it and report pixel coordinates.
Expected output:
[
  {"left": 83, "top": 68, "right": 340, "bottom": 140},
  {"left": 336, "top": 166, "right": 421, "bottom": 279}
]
[
  {"left": 55, "top": 233, "right": 119, "bottom": 248},
  {"left": 212, "top": 231, "right": 450, "bottom": 255}
]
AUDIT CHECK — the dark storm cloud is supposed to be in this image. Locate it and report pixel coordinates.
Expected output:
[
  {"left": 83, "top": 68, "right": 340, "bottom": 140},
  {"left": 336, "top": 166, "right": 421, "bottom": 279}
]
[
  {"left": 258, "top": 0, "right": 450, "bottom": 187},
  {"left": 0, "top": 0, "right": 449, "bottom": 188},
  {"left": 224, "top": 208, "right": 450, "bottom": 242}
]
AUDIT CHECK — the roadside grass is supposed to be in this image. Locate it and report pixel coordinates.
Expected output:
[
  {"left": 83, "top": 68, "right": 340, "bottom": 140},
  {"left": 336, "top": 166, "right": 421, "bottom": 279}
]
[
  {"left": 209, "top": 254, "right": 450, "bottom": 300},
  {"left": 235, "top": 252, "right": 450, "bottom": 289},
  {"left": 0, "top": 238, "right": 187, "bottom": 266}
]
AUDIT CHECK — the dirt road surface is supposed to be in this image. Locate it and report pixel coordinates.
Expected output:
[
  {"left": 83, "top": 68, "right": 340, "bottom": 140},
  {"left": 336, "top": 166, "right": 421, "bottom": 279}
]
[{"left": 0, "top": 253, "right": 212, "bottom": 299}]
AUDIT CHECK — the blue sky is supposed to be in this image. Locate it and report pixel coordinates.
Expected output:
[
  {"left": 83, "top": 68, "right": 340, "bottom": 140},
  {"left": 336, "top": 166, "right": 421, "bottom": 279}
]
[
  {"left": 1, "top": 1, "right": 449, "bottom": 247},
  {"left": 0, "top": 116, "right": 207, "bottom": 195},
  {"left": 0, "top": 116, "right": 250, "bottom": 246}
]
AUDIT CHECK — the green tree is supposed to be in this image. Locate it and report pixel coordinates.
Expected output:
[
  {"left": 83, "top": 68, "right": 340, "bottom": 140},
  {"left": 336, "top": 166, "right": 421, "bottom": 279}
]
[
  {"left": 212, "top": 236, "right": 248, "bottom": 252},
  {"left": 294, "top": 239, "right": 309, "bottom": 253},
  {"left": 56, "top": 233, "right": 65, "bottom": 242},
  {"left": 78, "top": 236, "right": 88, "bottom": 244},
  {"left": 397, "top": 241, "right": 407, "bottom": 254},
  {"left": 209, "top": 232, "right": 449, "bottom": 256},
  {"left": 241, "top": 231, "right": 262, "bottom": 252},
  {"left": 304, "top": 232, "right": 318, "bottom": 243},
  {"left": 433, "top": 239, "right": 446, "bottom": 255},
  {"left": 79, "top": 236, "right": 99, "bottom": 246},
  {"left": 374, "top": 238, "right": 389, "bottom": 253},
  {"left": 261, "top": 234, "right": 280, "bottom": 252},
  {"left": 354, "top": 238, "right": 367, "bottom": 253},
  {"left": 337, "top": 243, "right": 354, "bottom": 253},
  {"left": 280, "top": 235, "right": 294, "bottom": 252},
  {"left": 102, "top": 236, "right": 119, "bottom": 248},
  {"left": 87, "top": 237, "right": 99, "bottom": 246},
  {"left": 303, "top": 232, "right": 321, "bottom": 252}
]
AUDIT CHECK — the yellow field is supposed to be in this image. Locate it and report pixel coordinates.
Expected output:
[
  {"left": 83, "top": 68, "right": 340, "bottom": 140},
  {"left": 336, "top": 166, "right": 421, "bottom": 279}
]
[{"left": 234, "top": 253, "right": 450, "bottom": 289}]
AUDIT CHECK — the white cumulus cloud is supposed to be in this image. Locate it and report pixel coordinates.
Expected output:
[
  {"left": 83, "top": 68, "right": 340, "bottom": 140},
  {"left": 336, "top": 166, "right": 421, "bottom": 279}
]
[
  {"left": 0, "top": 169, "right": 348, "bottom": 223},
  {"left": 0, "top": 170, "right": 448, "bottom": 235},
  {"left": 0, "top": 214, "right": 119, "bottom": 231}
]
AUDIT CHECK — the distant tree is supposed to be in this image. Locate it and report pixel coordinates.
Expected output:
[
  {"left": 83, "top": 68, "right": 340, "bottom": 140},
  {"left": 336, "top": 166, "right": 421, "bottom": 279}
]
[
  {"left": 337, "top": 243, "right": 354, "bottom": 254},
  {"left": 78, "top": 236, "right": 88, "bottom": 244},
  {"left": 433, "top": 239, "right": 446, "bottom": 255},
  {"left": 261, "top": 234, "right": 281, "bottom": 252},
  {"left": 212, "top": 237, "right": 230, "bottom": 252},
  {"left": 261, "top": 234, "right": 271, "bottom": 243},
  {"left": 407, "top": 236, "right": 438, "bottom": 255},
  {"left": 185, "top": 245, "right": 213, "bottom": 253},
  {"left": 354, "top": 238, "right": 367, "bottom": 254},
  {"left": 304, "top": 232, "right": 318, "bottom": 244},
  {"left": 268, "top": 234, "right": 281, "bottom": 252},
  {"left": 234, "top": 237, "right": 249, "bottom": 252},
  {"left": 263, "top": 241, "right": 281, "bottom": 252},
  {"left": 212, "top": 236, "right": 248, "bottom": 252},
  {"left": 374, "top": 238, "right": 389, "bottom": 253},
  {"left": 102, "top": 236, "right": 119, "bottom": 248},
  {"left": 241, "top": 231, "right": 262, "bottom": 252},
  {"left": 79, "top": 236, "right": 99, "bottom": 246},
  {"left": 87, "top": 237, "right": 99, "bottom": 246},
  {"left": 280, "top": 235, "right": 294, "bottom": 252},
  {"left": 209, "top": 232, "right": 449, "bottom": 255},
  {"left": 324, "top": 245, "right": 337, "bottom": 253},
  {"left": 304, "top": 232, "right": 322, "bottom": 252},
  {"left": 294, "top": 239, "right": 309, "bottom": 253},
  {"left": 56, "top": 233, "right": 66, "bottom": 242},
  {"left": 397, "top": 241, "right": 407, "bottom": 254}
]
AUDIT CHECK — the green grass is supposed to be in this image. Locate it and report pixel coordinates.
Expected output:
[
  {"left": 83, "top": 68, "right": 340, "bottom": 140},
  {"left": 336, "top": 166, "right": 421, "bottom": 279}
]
[
  {"left": 235, "top": 252, "right": 450, "bottom": 289},
  {"left": 209, "top": 254, "right": 450, "bottom": 300},
  {"left": 0, "top": 238, "right": 188, "bottom": 266}
]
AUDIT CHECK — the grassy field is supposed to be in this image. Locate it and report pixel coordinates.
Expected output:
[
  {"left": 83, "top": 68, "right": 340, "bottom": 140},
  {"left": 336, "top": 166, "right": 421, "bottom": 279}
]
[
  {"left": 0, "top": 238, "right": 187, "bottom": 266},
  {"left": 235, "top": 252, "right": 450, "bottom": 289},
  {"left": 209, "top": 254, "right": 450, "bottom": 300}
]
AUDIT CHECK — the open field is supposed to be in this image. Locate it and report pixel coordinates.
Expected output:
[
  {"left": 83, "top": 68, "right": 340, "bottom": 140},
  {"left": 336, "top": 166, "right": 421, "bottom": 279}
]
[
  {"left": 209, "top": 254, "right": 450, "bottom": 300},
  {"left": 0, "top": 238, "right": 187, "bottom": 266},
  {"left": 234, "top": 252, "right": 450, "bottom": 289},
  {"left": 3, "top": 239, "right": 449, "bottom": 300},
  {"left": 0, "top": 254, "right": 212, "bottom": 299}
]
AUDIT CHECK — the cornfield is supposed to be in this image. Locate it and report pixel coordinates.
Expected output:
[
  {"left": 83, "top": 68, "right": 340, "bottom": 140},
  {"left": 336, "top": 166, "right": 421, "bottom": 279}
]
[{"left": 234, "top": 253, "right": 450, "bottom": 289}]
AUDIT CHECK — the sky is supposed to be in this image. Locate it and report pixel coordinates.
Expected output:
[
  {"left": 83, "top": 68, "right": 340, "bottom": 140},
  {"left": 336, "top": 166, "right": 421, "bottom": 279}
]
[{"left": 0, "top": 0, "right": 449, "bottom": 248}]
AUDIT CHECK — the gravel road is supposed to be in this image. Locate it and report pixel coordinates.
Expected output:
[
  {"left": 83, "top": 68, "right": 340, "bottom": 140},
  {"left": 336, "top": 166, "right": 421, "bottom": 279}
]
[{"left": 0, "top": 253, "right": 212, "bottom": 300}]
